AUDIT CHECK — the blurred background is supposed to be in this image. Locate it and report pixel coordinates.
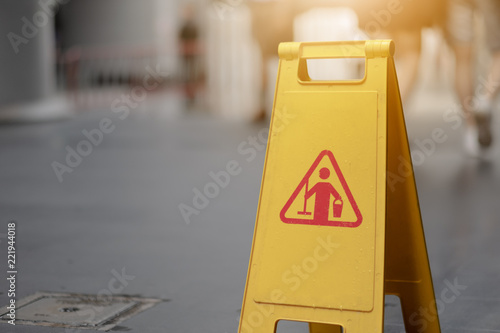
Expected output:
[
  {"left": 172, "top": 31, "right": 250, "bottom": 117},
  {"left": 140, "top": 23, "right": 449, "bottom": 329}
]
[
  {"left": 1, "top": 0, "right": 500, "bottom": 332},
  {"left": 0, "top": 0, "right": 498, "bottom": 122}
]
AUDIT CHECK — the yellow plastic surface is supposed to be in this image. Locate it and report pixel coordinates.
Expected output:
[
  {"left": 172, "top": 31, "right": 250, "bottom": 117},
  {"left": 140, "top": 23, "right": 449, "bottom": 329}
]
[{"left": 238, "top": 40, "right": 440, "bottom": 333}]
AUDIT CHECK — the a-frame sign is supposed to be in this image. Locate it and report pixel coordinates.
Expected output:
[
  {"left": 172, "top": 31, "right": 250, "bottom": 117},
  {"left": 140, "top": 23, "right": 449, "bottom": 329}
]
[{"left": 237, "top": 40, "right": 441, "bottom": 333}]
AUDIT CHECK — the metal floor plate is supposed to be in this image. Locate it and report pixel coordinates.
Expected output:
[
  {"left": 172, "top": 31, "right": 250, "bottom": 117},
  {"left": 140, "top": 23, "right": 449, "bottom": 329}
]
[{"left": 0, "top": 292, "right": 162, "bottom": 331}]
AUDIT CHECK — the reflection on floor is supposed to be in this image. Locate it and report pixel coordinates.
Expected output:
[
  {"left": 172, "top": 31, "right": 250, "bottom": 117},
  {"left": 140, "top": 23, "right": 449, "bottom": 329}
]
[{"left": 0, "top": 84, "right": 499, "bottom": 332}]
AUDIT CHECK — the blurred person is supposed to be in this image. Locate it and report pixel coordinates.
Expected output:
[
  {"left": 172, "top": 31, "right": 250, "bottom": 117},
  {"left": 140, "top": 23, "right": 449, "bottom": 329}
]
[
  {"left": 446, "top": 0, "right": 500, "bottom": 155},
  {"left": 356, "top": 0, "right": 447, "bottom": 102},
  {"left": 248, "top": 0, "right": 447, "bottom": 116},
  {"left": 179, "top": 4, "right": 200, "bottom": 104}
]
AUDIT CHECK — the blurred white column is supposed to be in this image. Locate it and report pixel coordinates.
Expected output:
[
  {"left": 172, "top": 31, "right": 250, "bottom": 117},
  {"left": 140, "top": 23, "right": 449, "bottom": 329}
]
[
  {"left": 206, "top": 3, "right": 262, "bottom": 121},
  {"left": 294, "top": 7, "right": 366, "bottom": 80},
  {"left": 0, "top": 0, "right": 72, "bottom": 121},
  {"left": 262, "top": 7, "right": 366, "bottom": 117},
  {"left": 155, "top": 0, "right": 179, "bottom": 76}
]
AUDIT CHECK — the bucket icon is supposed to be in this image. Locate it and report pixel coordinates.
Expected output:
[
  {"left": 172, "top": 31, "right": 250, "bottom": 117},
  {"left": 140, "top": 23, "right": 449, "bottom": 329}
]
[{"left": 333, "top": 199, "right": 343, "bottom": 218}]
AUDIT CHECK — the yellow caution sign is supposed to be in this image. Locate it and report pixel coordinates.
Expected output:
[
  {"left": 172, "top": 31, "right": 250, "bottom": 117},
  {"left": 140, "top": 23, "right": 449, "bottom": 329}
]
[{"left": 238, "top": 40, "right": 441, "bottom": 333}]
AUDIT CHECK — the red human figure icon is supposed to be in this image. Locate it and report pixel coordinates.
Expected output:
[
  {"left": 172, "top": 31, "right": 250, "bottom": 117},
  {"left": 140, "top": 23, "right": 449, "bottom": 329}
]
[
  {"left": 305, "top": 168, "right": 341, "bottom": 222},
  {"left": 281, "top": 150, "right": 361, "bottom": 227}
]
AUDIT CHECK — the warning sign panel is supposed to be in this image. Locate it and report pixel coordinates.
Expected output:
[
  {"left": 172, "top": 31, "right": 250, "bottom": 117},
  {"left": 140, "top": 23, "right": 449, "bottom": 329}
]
[
  {"left": 280, "top": 150, "right": 362, "bottom": 227},
  {"left": 239, "top": 41, "right": 441, "bottom": 333}
]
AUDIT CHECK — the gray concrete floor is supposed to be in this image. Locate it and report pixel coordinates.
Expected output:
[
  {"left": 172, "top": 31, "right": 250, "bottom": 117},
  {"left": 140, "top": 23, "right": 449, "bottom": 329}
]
[{"left": 0, "top": 84, "right": 500, "bottom": 332}]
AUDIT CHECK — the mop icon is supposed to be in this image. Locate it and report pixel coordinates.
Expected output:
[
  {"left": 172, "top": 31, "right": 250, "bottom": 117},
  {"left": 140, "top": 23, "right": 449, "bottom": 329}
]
[{"left": 297, "top": 180, "right": 312, "bottom": 216}]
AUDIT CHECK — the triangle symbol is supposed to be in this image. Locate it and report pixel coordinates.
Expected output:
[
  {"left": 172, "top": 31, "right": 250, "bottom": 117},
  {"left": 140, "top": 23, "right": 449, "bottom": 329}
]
[{"left": 280, "top": 150, "right": 362, "bottom": 227}]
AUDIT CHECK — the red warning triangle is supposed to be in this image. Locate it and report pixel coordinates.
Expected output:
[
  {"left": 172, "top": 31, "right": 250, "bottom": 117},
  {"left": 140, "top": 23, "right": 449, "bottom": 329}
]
[{"left": 280, "top": 150, "right": 362, "bottom": 227}]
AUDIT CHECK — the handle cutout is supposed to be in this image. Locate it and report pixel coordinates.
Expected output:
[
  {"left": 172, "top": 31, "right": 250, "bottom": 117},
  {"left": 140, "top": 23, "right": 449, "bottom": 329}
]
[
  {"left": 275, "top": 320, "right": 344, "bottom": 333},
  {"left": 299, "top": 58, "right": 365, "bottom": 83}
]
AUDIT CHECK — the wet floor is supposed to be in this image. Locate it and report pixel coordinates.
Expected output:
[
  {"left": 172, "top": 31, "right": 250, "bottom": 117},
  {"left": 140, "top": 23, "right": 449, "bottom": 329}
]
[{"left": 0, "top": 85, "right": 499, "bottom": 332}]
